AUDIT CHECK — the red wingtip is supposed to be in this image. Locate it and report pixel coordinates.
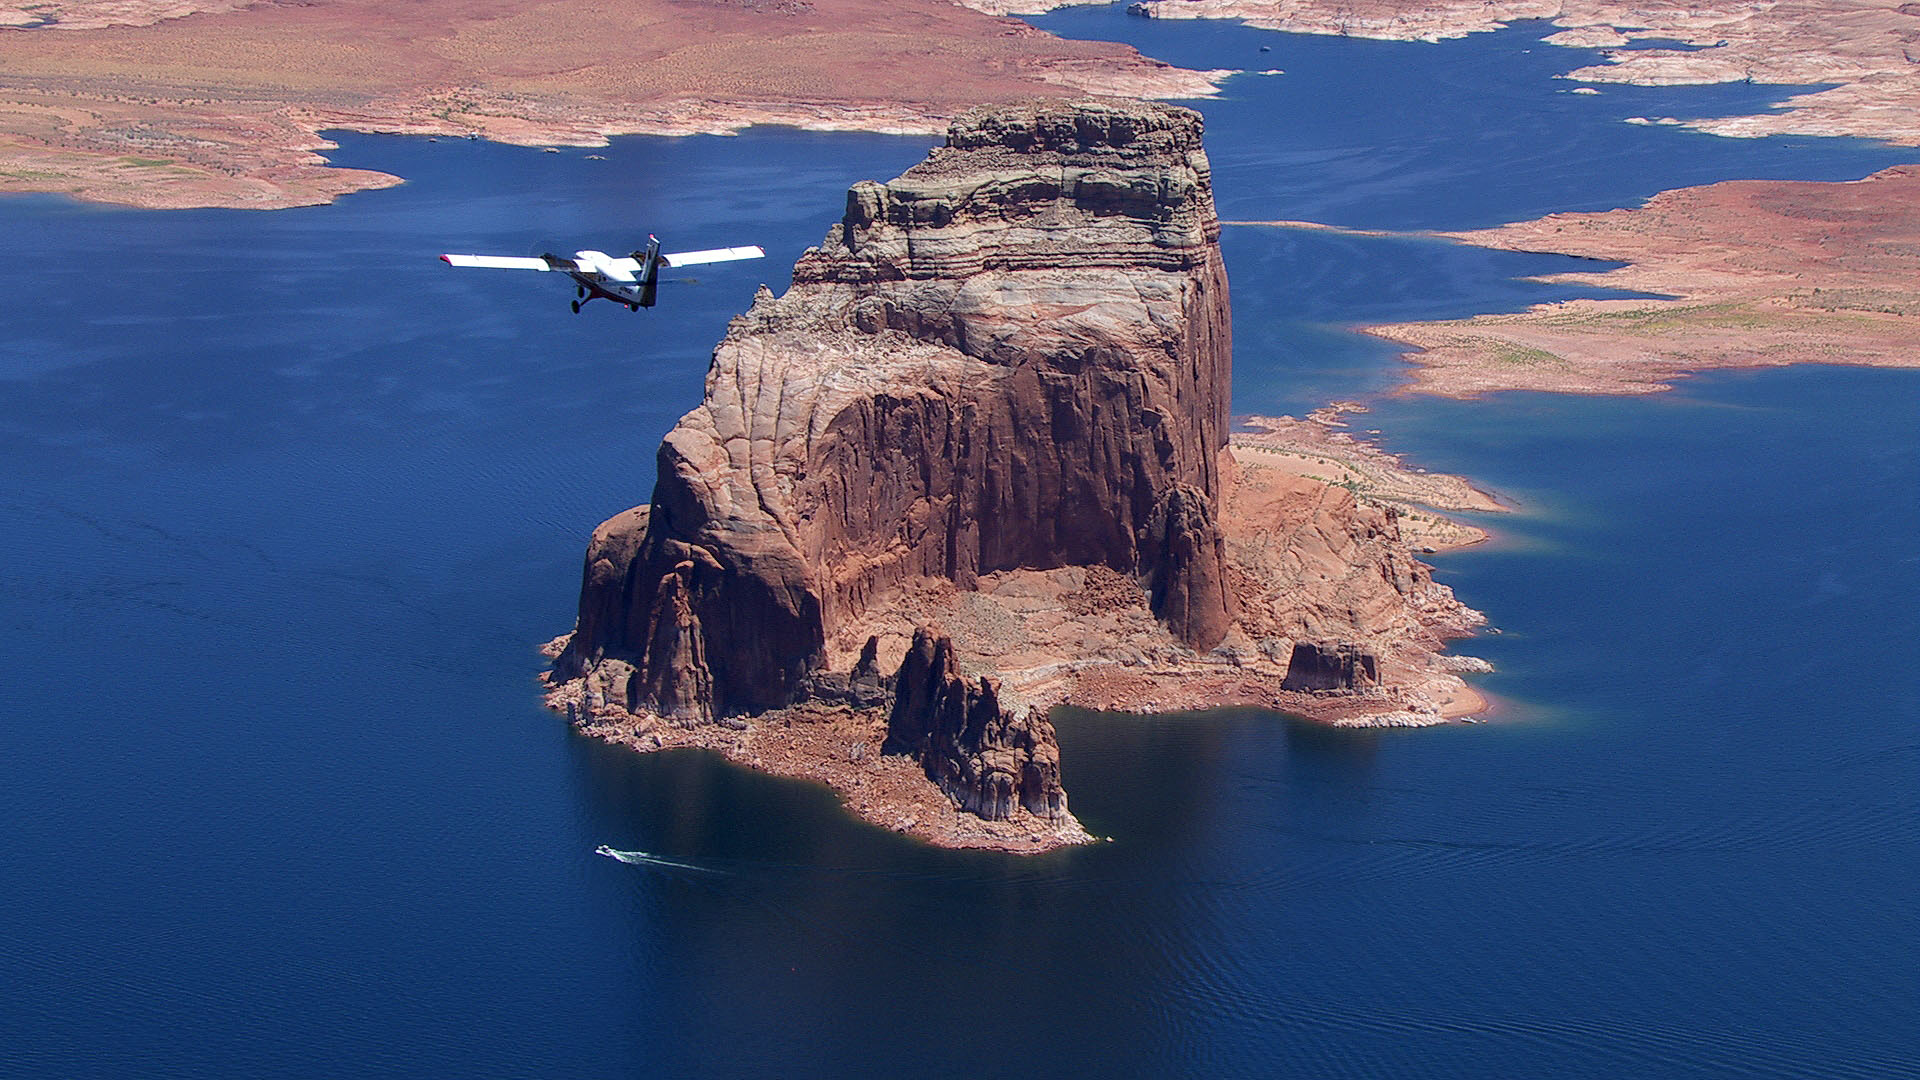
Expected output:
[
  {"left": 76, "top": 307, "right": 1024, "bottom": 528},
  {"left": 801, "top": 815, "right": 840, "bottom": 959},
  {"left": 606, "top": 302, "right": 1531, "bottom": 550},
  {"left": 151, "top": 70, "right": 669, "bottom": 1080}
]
[{"left": 439, "top": 254, "right": 452, "bottom": 264}]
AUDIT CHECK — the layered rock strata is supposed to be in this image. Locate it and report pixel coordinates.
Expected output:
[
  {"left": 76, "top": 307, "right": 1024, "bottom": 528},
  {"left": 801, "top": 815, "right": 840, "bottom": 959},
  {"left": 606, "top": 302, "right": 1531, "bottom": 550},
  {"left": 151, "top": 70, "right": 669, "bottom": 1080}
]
[
  {"left": 547, "top": 99, "right": 1491, "bottom": 850},
  {"left": 556, "top": 99, "right": 1237, "bottom": 717}
]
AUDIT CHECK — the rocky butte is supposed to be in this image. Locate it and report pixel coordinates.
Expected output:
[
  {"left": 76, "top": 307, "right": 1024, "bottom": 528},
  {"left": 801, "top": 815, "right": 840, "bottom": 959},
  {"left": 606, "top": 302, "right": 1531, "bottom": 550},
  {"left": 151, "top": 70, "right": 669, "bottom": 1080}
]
[{"left": 544, "top": 99, "right": 1491, "bottom": 852}]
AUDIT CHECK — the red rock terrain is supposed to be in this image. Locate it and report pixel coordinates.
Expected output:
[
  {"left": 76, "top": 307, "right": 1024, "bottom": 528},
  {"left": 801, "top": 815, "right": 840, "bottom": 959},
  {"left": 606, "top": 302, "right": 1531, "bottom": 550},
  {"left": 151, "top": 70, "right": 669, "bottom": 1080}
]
[
  {"left": 986, "top": 0, "right": 1920, "bottom": 145},
  {"left": 0, "top": 0, "right": 1224, "bottom": 208},
  {"left": 1366, "top": 166, "right": 1920, "bottom": 396},
  {"left": 554, "top": 100, "right": 1239, "bottom": 712},
  {"left": 545, "top": 101, "right": 1492, "bottom": 850}
]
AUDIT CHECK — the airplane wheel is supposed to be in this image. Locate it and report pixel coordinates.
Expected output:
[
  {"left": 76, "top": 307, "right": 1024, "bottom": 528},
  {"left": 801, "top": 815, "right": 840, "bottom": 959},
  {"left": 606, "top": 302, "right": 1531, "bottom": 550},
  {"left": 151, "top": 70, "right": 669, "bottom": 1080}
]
[
  {"left": 570, "top": 300, "right": 581, "bottom": 313},
  {"left": 576, "top": 285, "right": 586, "bottom": 299},
  {"left": 629, "top": 303, "right": 639, "bottom": 312}
]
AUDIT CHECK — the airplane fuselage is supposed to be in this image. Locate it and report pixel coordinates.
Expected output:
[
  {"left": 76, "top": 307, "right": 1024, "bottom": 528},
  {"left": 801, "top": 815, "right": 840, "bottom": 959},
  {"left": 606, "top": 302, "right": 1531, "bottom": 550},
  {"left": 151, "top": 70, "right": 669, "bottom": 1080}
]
[
  {"left": 570, "top": 271, "right": 651, "bottom": 310},
  {"left": 565, "top": 249, "right": 653, "bottom": 312}
]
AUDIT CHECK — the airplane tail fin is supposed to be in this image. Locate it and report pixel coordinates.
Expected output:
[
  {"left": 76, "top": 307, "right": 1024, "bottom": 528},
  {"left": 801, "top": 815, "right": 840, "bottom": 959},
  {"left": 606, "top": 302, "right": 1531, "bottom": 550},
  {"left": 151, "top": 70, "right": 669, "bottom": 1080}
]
[{"left": 632, "top": 235, "right": 663, "bottom": 308}]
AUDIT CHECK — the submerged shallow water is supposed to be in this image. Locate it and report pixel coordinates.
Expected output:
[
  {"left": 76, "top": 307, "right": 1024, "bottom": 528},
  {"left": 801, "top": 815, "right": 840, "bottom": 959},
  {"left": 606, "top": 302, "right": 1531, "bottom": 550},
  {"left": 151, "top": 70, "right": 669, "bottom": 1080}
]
[{"left": 2, "top": 15, "right": 1916, "bottom": 1078}]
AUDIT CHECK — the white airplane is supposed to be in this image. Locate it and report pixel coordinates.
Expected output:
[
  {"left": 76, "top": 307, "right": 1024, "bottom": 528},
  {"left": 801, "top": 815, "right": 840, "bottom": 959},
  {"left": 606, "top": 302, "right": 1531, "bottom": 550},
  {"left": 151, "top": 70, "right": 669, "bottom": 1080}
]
[{"left": 440, "top": 234, "right": 765, "bottom": 313}]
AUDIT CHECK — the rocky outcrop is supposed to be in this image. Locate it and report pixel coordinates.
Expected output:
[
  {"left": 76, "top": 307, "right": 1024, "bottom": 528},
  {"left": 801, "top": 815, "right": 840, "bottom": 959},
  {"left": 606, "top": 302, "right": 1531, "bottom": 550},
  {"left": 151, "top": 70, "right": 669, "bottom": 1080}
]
[
  {"left": 1280, "top": 641, "right": 1381, "bottom": 693},
  {"left": 1141, "top": 483, "right": 1234, "bottom": 648},
  {"left": 557, "top": 98, "right": 1236, "bottom": 717},
  {"left": 884, "top": 628, "right": 1068, "bottom": 822},
  {"left": 795, "top": 635, "right": 891, "bottom": 710},
  {"left": 572, "top": 506, "right": 651, "bottom": 662},
  {"left": 625, "top": 560, "right": 716, "bottom": 725},
  {"left": 545, "top": 98, "right": 1496, "bottom": 850}
]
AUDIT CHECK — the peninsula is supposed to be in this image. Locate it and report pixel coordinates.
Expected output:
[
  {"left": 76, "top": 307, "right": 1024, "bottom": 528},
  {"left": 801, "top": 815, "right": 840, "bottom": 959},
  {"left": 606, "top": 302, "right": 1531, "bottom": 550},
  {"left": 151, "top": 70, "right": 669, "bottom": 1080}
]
[
  {"left": 543, "top": 100, "right": 1493, "bottom": 851},
  {"left": 978, "top": 0, "right": 1920, "bottom": 146},
  {"left": 0, "top": 0, "right": 1223, "bottom": 208},
  {"left": 1364, "top": 166, "right": 1920, "bottom": 397}
]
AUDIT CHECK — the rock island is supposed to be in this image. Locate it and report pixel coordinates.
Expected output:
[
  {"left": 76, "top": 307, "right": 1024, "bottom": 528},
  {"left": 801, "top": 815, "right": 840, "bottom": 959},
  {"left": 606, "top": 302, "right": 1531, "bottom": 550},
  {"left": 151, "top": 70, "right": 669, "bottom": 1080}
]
[{"left": 543, "top": 100, "right": 1491, "bottom": 851}]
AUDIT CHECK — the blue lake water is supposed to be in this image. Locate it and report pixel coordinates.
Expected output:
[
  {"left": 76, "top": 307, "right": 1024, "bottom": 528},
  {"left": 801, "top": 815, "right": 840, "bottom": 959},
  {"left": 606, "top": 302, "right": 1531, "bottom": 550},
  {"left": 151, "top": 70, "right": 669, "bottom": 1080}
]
[{"left": 3, "top": 13, "right": 1917, "bottom": 1078}]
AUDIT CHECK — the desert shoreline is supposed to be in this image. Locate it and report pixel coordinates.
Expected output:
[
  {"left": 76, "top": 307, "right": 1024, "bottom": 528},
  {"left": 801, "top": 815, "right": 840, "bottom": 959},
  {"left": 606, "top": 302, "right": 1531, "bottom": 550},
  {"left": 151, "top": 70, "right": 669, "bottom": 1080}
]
[
  {"left": 541, "top": 429, "right": 1508, "bottom": 854},
  {"left": 0, "top": 0, "right": 1228, "bottom": 210},
  {"left": 546, "top": 633, "right": 1497, "bottom": 855}
]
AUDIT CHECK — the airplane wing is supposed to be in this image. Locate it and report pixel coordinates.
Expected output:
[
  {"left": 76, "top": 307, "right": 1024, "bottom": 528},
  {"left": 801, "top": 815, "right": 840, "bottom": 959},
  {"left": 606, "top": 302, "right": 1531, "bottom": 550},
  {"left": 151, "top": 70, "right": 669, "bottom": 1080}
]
[
  {"left": 439, "top": 254, "right": 579, "bottom": 272},
  {"left": 659, "top": 246, "right": 766, "bottom": 268},
  {"left": 442, "top": 244, "right": 763, "bottom": 293},
  {"left": 601, "top": 246, "right": 766, "bottom": 274}
]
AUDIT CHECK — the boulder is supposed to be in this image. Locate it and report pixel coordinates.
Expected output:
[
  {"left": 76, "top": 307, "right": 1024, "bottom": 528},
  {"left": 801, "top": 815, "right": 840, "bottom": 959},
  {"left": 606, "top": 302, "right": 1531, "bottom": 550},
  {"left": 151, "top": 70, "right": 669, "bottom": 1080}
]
[{"left": 1280, "top": 641, "right": 1381, "bottom": 693}]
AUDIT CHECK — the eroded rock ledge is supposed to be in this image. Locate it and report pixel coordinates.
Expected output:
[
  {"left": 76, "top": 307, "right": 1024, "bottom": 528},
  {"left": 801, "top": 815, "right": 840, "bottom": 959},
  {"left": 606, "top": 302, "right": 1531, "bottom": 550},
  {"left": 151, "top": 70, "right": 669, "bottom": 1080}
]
[{"left": 545, "top": 100, "right": 1490, "bottom": 851}]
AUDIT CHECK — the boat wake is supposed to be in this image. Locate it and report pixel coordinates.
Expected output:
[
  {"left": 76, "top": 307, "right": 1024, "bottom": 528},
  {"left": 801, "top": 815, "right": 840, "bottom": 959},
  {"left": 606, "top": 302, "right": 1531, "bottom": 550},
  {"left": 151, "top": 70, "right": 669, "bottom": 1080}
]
[{"left": 594, "top": 844, "right": 729, "bottom": 875}]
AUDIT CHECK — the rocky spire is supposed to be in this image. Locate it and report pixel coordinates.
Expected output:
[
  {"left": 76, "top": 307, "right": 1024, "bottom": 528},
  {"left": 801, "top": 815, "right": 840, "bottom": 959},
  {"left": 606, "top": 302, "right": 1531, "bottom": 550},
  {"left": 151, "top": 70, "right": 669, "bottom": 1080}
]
[{"left": 884, "top": 627, "right": 1069, "bottom": 822}]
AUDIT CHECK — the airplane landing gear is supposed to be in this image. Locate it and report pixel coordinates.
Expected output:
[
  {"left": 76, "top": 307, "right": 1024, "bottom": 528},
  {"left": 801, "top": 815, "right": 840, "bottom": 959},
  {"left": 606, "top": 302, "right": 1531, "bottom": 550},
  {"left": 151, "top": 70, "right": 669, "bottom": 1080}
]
[
  {"left": 570, "top": 300, "right": 581, "bottom": 313},
  {"left": 629, "top": 303, "right": 640, "bottom": 312},
  {"left": 576, "top": 285, "right": 586, "bottom": 299}
]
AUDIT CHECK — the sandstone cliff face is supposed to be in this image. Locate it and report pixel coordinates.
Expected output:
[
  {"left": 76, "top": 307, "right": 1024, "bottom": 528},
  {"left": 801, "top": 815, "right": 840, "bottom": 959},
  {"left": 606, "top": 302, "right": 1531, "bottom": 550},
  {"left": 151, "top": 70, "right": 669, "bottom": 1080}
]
[
  {"left": 626, "top": 561, "right": 716, "bottom": 725},
  {"left": 559, "top": 99, "right": 1235, "bottom": 715},
  {"left": 547, "top": 99, "right": 1493, "bottom": 847}
]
